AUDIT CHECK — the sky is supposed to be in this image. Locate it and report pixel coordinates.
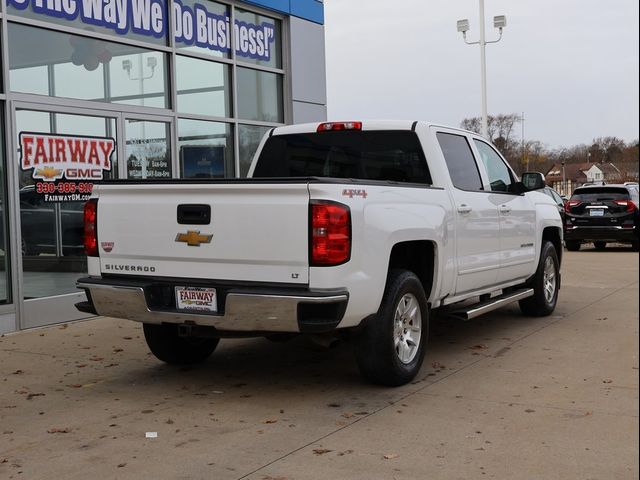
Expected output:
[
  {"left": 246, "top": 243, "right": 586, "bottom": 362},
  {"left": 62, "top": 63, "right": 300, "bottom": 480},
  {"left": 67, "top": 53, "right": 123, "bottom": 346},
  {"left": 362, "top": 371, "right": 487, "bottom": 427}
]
[{"left": 323, "top": 0, "right": 639, "bottom": 149}]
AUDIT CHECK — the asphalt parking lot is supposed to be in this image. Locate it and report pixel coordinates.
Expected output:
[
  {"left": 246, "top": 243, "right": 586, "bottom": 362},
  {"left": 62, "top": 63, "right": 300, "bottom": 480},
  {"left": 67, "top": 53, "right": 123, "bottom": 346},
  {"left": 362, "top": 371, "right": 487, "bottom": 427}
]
[{"left": 1, "top": 245, "right": 638, "bottom": 480}]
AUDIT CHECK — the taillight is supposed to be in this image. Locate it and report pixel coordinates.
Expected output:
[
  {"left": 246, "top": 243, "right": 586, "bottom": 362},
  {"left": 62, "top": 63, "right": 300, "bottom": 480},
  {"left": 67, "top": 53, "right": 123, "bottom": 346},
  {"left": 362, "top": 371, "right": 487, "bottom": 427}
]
[
  {"left": 565, "top": 200, "right": 581, "bottom": 213},
  {"left": 317, "top": 121, "right": 362, "bottom": 132},
  {"left": 614, "top": 200, "right": 637, "bottom": 213},
  {"left": 83, "top": 199, "right": 98, "bottom": 257},
  {"left": 310, "top": 201, "right": 351, "bottom": 266}
]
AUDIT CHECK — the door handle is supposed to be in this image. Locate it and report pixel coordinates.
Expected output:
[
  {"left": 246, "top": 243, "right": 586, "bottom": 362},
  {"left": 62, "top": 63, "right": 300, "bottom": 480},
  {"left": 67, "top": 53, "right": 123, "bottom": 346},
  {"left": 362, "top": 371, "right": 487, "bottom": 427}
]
[
  {"left": 499, "top": 205, "right": 512, "bottom": 214},
  {"left": 457, "top": 204, "right": 472, "bottom": 214}
]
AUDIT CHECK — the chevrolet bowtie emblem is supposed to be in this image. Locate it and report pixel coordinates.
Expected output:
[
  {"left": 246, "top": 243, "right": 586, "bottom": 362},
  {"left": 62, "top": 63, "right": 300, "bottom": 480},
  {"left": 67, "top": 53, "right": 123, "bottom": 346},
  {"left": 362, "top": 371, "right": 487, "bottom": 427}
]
[{"left": 175, "top": 230, "right": 213, "bottom": 247}]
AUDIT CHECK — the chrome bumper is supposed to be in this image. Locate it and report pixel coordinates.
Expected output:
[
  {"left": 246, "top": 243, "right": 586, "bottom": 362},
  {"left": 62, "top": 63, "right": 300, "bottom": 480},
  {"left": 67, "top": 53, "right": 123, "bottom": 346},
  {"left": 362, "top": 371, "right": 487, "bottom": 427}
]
[{"left": 77, "top": 279, "right": 348, "bottom": 333}]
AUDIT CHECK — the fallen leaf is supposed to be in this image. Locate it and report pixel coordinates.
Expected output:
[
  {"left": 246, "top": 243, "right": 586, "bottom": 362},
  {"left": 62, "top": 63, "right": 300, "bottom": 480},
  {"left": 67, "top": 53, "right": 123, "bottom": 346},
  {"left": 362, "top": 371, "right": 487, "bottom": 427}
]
[
  {"left": 113, "top": 348, "right": 124, "bottom": 353},
  {"left": 383, "top": 453, "right": 399, "bottom": 460},
  {"left": 337, "top": 450, "right": 354, "bottom": 456},
  {"left": 123, "top": 337, "right": 133, "bottom": 340},
  {"left": 27, "top": 392, "right": 45, "bottom": 400},
  {"left": 602, "top": 379, "right": 613, "bottom": 384},
  {"left": 68, "top": 384, "right": 82, "bottom": 388},
  {"left": 263, "top": 419, "right": 278, "bottom": 424},
  {"left": 313, "top": 449, "right": 332, "bottom": 455},
  {"left": 431, "top": 362, "right": 446, "bottom": 369},
  {"left": 117, "top": 463, "right": 127, "bottom": 468},
  {"left": 47, "top": 427, "right": 70, "bottom": 433},
  {"left": 12, "top": 370, "right": 23, "bottom": 375},
  {"left": 89, "top": 357, "right": 104, "bottom": 362},
  {"left": 166, "top": 418, "right": 174, "bottom": 425}
]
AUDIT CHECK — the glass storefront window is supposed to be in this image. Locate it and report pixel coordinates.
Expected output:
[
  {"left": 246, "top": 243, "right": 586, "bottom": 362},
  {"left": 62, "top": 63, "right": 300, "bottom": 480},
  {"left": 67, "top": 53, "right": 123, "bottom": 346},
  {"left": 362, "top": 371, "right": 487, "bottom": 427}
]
[
  {"left": 237, "top": 67, "right": 283, "bottom": 123},
  {"left": 15, "top": 109, "right": 119, "bottom": 298},
  {"left": 0, "top": 109, "right": 9, "bottom": 303},
  {"left": 126, "top": 119, "right": 171, "bottom": 179},
  {"left": 235, "top": 8, "right": 282, "bottom": 69},
  {"left": 176, "top": 56, "right": 231, "bottom": 117},
  {"left": 175, "top": 0, "right": 230, "bottom": 59},
  {"left": 7, "top": 0, "right": 169, "bottom": 46},
  {"left": 178, "top": 119, "right": 234, "bottom": 178},
  {"left": 8, "top": 23, "right": 170, "bottom": 108},
  {"left": 238, "top": 124, "right": 270, "bottom": 177}
]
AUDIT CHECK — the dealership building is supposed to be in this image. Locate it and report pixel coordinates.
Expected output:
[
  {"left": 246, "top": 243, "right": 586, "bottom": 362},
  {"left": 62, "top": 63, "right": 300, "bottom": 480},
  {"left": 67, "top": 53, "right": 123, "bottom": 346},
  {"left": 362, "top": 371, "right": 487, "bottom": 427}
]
[{"left": 0, "top": 0, "right": 327, "bottom": 333}]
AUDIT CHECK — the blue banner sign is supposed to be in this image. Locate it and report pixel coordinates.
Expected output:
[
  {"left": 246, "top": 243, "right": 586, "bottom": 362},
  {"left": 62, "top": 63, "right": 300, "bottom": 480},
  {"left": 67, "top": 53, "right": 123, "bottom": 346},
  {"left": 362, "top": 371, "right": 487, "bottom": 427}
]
[{"left": 7, "top": 0, "right": 277, "bottom": 61}]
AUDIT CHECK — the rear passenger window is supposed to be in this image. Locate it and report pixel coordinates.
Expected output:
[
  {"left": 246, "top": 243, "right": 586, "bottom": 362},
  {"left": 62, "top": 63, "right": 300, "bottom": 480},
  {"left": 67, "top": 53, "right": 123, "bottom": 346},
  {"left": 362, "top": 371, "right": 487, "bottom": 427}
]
[{"left": 436, "top": 132, "right": 483, "bottom": 191}]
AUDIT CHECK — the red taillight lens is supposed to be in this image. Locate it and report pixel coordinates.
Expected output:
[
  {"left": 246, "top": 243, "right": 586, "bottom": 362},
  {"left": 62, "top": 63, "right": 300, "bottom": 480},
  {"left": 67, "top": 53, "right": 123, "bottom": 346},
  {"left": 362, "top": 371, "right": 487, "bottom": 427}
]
[
  {"left": 310, "top": 201, "right": 351, "bottom": 266},
  {"left": 317, "top": 121, "right": 362, "bottom": 132},
  {"left": 565, "top": 200, "right": 581, "bottom": 213},
  {"left": 614, "top": 200, "right": 637, "bottom": 213},
  {"left": 83, "top": 199, "right": 98, "bottom": 257}
]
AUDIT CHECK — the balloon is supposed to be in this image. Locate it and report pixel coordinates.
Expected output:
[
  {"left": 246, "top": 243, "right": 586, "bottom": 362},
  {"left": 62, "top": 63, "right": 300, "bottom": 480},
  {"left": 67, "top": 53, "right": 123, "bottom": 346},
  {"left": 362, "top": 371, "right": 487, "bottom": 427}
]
[
  {"left": 84, "top": 57, "right": 100, "bottom": 71},
  {"left": 71, "top": 51, "right": 84, "bottom": 66}
]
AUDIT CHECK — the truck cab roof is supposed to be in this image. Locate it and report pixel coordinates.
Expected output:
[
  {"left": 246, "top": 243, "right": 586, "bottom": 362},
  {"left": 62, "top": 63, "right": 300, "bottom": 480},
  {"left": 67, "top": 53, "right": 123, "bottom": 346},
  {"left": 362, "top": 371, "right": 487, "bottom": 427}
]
[{"left": 271, "top": 120, "right": 476, "bottom": 137}]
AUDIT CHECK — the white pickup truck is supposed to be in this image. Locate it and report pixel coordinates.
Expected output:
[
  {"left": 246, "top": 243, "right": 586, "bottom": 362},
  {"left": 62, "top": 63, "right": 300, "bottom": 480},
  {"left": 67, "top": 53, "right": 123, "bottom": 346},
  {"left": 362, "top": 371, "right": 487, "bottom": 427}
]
[{"left": 77, "top": 121, "right": 563, "bottom": 386}]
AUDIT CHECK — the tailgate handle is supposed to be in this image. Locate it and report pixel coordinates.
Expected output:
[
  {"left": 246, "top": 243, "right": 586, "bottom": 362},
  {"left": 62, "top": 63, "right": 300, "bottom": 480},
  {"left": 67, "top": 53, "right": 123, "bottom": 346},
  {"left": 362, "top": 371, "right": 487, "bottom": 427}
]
[{"left": 177, "top": 204, "right": 211, "bottom": 225}]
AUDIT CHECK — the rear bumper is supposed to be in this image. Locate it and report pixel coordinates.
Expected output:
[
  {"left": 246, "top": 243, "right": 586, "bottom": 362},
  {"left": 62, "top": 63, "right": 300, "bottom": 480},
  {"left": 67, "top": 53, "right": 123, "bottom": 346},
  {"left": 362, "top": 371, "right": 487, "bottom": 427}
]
[
  {"left": 76, "top": 276, "right": 348, "bottom": 334},
  {"left": 564, "top": 226, "right": 637, "bottom": 243}
]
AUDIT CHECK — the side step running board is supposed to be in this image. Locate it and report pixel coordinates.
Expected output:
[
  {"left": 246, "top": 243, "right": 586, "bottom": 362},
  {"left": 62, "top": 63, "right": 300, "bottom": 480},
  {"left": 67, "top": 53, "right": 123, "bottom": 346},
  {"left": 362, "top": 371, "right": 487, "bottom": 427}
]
[{"left": 446, "top": 288, "right": 534, "bottom": 321}]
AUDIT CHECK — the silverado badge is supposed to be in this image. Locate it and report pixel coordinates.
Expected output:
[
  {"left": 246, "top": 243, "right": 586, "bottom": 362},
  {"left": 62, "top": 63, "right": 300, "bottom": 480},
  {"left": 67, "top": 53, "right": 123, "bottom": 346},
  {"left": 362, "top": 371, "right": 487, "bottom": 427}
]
[{"left": 175, "top": 230, "right": 213, "bottom": 247}]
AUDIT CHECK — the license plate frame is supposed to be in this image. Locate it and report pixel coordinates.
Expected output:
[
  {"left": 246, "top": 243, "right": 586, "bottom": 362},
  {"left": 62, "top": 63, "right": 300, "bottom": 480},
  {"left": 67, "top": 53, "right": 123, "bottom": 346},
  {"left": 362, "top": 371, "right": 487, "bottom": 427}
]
[
  {"left": 175, "top": 286, "right": 218, "bottom": 313},
  {"left": 589, "top": 209, "right": 604, "bottom": 217}
]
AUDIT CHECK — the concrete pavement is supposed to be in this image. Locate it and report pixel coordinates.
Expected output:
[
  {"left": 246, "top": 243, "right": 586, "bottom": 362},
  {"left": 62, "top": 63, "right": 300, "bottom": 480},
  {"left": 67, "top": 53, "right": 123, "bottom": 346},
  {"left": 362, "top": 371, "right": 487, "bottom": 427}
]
[{"left": 1, "top": 245, "right": 638, "bottom": 479}]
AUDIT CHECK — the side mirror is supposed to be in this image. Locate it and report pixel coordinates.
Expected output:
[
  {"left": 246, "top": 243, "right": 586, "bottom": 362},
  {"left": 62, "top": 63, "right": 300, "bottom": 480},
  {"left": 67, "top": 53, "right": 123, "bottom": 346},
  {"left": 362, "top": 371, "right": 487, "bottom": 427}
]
[{"left": 522, "top": 172, "right": 546, "bottom": 191}]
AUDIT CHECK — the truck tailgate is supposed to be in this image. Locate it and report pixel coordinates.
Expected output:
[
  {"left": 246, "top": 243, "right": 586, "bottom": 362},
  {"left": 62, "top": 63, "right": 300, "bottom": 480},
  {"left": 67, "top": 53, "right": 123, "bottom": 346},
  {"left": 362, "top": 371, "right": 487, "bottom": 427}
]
[{"left": 94, "top": 183, "right": 310, "bottom": 284}]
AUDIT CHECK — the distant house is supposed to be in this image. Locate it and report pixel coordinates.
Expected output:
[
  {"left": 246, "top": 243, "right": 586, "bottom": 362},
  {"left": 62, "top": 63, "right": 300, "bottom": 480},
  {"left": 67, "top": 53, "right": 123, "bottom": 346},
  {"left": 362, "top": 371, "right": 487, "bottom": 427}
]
[{"left": 545, "top": 162, "right": 622, "bottom": 196}]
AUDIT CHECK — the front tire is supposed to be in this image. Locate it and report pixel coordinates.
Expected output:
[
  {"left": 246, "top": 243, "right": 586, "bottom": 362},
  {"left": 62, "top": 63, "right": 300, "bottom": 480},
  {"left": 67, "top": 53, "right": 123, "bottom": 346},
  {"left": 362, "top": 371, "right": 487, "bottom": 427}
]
[
  {"left": 355, "top": 270, "right": 429, "bottom": 386},
  {"left": 519, "top": 241, "right": 560, "bottom": 317},
  {"left": 143, "top": 323, "right": 219, "bottom": 365}
]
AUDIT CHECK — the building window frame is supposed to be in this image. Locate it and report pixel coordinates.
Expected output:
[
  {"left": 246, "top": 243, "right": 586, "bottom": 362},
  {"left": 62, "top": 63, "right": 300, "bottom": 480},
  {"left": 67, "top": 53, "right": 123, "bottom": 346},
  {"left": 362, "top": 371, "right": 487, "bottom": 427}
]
[{"left": 1, "top": 0, "right": 290, "bottom": 179}]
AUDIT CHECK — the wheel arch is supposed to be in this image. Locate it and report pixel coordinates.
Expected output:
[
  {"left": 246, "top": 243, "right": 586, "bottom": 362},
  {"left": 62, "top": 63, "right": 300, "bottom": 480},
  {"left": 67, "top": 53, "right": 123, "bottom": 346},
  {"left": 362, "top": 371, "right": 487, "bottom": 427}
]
[
  {"left": 542, "top": 226, "right": 563, "bottom": 267},
  {"left": 387, "top": 240, "right": 436, "bottom": 302}
]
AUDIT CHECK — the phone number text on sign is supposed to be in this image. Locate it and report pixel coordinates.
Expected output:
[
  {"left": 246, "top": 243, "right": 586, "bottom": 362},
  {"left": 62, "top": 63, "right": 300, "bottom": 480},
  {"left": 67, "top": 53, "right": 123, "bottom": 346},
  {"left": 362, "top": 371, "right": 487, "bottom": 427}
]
[{"left": 36, "top": 181, "right": 94, "bottom": 195}]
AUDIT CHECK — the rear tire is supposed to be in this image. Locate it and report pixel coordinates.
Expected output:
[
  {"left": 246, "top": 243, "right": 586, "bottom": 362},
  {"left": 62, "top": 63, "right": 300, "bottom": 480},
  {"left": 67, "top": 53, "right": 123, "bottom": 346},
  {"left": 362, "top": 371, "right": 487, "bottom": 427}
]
[
  {"left": 519, "top": 241, "right": 560, "bottom": 317},
  {"left": 565, "top": 240, "right": 581, "bottom": 251},
  {"left": 143, "top": 323, "right": 219, "bottom": 365},
  {"left": 355, "top": 270, "right": 429, "bottom": 386},
  {"left": 593, "top": 241, "right": 606, "bottom": 250}
]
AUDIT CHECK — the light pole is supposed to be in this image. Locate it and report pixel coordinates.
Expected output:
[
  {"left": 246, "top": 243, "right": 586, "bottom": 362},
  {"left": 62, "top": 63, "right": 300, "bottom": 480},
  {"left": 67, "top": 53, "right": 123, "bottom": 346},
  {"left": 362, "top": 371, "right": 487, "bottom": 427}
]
[
  {"left": 521, "top": 111, "right": 526, "bottom": 171},
  {"left": 457, "top": 1, "right": 507, "bottom": 139}
]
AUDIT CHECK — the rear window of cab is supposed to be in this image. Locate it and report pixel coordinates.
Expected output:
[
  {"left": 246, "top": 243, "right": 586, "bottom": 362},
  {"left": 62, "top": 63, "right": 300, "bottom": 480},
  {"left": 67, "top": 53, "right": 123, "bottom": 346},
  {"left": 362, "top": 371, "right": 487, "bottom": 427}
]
[{"left": 253, "top": 130, "right": 432, "bottom": 184}]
